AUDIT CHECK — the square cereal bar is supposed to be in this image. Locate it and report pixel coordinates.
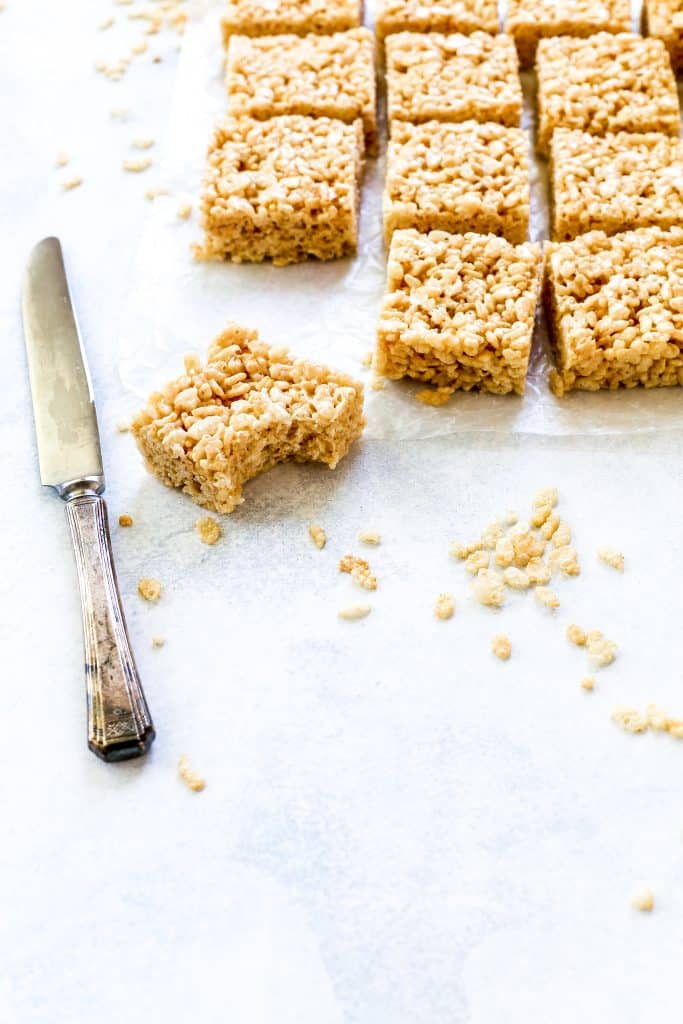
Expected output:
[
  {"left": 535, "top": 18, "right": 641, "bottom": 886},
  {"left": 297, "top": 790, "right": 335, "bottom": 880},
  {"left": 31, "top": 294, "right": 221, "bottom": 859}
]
[
  {"left": 545, "top": 227, "right": 683, "bottom": 394},
  {"left": 536, "top": 33, "right": 680, "bottom": 156},
  {"left": 383, "top": 120, "right": 530, "bottom": 244},
  {"left": 221, "top": 0, "right": 363, "bottom": 44},
  {"left": 376, "top": 229, "right": 542, "bottom": 394},
  {"left": 199, "top": 115, "right": 363, "bottom": 265},
  {"left": 376, "top": 0, "right": 498, "bottom": 40},
  {"left": 550, "top": 128, "right": 683, "bottom": 240},
  {"left": 226, "top": 28, "right": 377, "bottom": 154},
  {"left": 385, "top": 32, "right": 522, "bottom": 130},
  {"left": 131, "top": 324, "right": 366, "bottom": 514},
  {"left": 505, "top": 0, "right": 631, "bottom": 69},
  {"left": 643, "top": 0, "right": 683, "bottom": 72}
]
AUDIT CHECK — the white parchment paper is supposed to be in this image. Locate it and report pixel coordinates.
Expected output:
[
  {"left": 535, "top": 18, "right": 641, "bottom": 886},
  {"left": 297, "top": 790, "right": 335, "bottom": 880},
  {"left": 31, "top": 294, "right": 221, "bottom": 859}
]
[{"left": 119, "top": 0, "right": 683, "bottom": 437}]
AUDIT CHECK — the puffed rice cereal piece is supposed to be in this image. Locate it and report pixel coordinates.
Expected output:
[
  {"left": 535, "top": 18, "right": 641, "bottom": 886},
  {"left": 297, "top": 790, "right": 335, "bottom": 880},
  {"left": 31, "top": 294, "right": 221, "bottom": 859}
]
[
  {"left": 339, "top": 554, "right": 377, "bottom": 590},
  {"left": 598, "top": 546, "right": 625, "bottom": 571},
  {"left": 472, "top": 570, "right": 505, "bottom": 607},
  {"left": 491, "top": 633, "right": 512, "bottom": 659},
  {"left": 535, "top": 585, "right": 560, "bottom": 609},
  {"left": 435, "top": 592, "right": 455, "bottom": 619}
]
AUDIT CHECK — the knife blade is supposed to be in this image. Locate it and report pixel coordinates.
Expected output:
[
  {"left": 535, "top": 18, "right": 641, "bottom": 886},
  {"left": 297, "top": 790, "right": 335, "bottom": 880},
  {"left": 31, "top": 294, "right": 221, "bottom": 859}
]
[{"left": 22, "top": 237, "right": 155, "bottom": 762}]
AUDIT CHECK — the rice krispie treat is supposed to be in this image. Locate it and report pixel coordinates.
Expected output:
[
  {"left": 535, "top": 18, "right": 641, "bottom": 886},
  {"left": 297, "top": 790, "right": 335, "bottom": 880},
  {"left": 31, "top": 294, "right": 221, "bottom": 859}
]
[
  {"left": 545, "top": 227, "right": 683, "bottom": 394},
  {"left": 505, "top": 0, "right": 631, "bottom": 69},
  {"left": 536, "top": 33, "right": 679, "bottom": 156},
  {"left": 386, "top": 32, "right": 522, "bottom": 130},
  {"left": 199, "top": 115, "right": 363, "bottom": 265},
  {"left": 226, "top": 28, "right": 377, "bottom": 154},
  {"left": 221, "top": 0, "right": 363, "bottom": 44},
  {"left": 131, "top": 324, "right": 366, "bottom": 514},
  {"left": 376, "top": 0, "right": 498, "bottom": 40},
  {"left": 376, "top": 229, "right": 542, "bottom": 394},
  {"left": 643, "top": 0, "right": 683, "bottom": 72},
  {"left": 383, "top": 120, "right": 530, "bottom": 244},
  {"left": 550, "top": 128, "right": 683, "bottom": 241}
]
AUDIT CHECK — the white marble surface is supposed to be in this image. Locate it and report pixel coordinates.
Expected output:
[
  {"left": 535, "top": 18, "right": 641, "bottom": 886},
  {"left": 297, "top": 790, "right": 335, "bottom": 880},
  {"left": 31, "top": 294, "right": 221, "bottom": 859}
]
[{"left": 2, "top": 3, "right": 683, "bottom": 1022}]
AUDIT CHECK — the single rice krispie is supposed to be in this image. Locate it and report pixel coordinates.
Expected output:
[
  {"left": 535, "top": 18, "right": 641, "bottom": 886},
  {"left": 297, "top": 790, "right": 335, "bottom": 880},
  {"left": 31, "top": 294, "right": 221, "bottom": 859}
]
[
  {"left": 221, "top": 0, "right": 363, "bottom": 44},
  {"left": 226, "top": 28, "right": 377, "bottom": 154},
  {"left": 131, "top": 324, "right": 365, "bottom": 514},
  {"left": 505, "top": 0, "right": 631, "bottom": 69},
  {"left": 376, "top": 229, "right": 542, "bottom": 394},
  {"left": 386, "top": 32, "right": 522, "bottom": 130},
  {"left": 545, "top": 227, "right": 683, "bottom": 394},
  {"left": 199, "top": 115, "right": 363, "bottom": 265},
  {"left": 643, "top": 0, "right": 683, "bottom": 72},
  {"left": 536, "top": 33, "right": 680, "bottom": 156},
  {"left": 376, "top": 0, "right": 498, "bottom": 40},
  {"left": 550, "top": 128, "right": 683, "bottom": 241},
  {"left": 383, "top": 120, "right": 530, "bottom": 244}
]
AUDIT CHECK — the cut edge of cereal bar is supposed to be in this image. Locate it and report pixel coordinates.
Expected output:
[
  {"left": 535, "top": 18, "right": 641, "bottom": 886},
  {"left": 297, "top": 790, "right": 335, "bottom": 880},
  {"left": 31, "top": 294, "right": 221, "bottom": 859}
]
[
  {"left": 376, "top": 0, "right": 499, "bottom": 40},
  {"left": 505, "top": 0, "right": 631, "bottom": 69},
  {"left": 221, "top": 0, "right": 363, "bottom": 44}
]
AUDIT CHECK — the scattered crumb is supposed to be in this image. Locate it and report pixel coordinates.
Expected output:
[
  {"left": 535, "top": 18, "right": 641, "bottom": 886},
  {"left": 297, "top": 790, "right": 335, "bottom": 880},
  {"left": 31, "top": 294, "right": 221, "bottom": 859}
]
[
  {"left": 503, "top": 510, "right": 518, "bottom": 526},
  {"left": 598, "top": 546, "right": 625, "bottom": 571},
  {"left": 110, "top": 106, "right": 130, "bottom": 119},
  {"left": 178, "top": 755, "right": 205, "bottom": 793},
  {"left": 526, "top": 558, "right": 551, "bottom": 585},
  {"left": 503, "top": 566, "right": 530, "bottom": 589},
  {"left": 533, "top": 487, "right": 558, "bottom": 508},
  {"left": 552, "top": 523, "right": 572, "bottom": 548},
  {"left": 151, "top": 635, "right": 165, "bottom": 648},
  {"left": 535, "top": 586, "right": 560, "bottom": 610},
  {"left": 132, "top": 136, "right": 154, "bottom": 150},
  {"left": 370, "top": 377, "right": 385, "bottom": 391},
  {"left": 494, "top": 536, "right": 514, "bottom": 568},
  {"left": 481, "top": 521, "right": 505, "bottom": 549},
  {"left": 61, "top": 175, "right": 83, "bottom": 191},
  {"left": 358, "top": 529, "right": 381, "bottom": 546},
  {"left": 580, "top": 676, "right": 595, "bottom": 691},
  {"left": 361, "top": 351, "right": 373, "bottom": 367},
  {"left": 55, "top": 150, "right": 69, "bottom": 167},
  {"left": 138, "top": 577, "right": 162, "bottom": 602},
  {"left": 145, "top": 186, "right": 170, "bottom": 200},
  {"left": 177, "top": 201, "right": 192, "bottom": 219},
  {"left": 118, "top": 514, "right": 134, "bottom": 527},
  {"left": 472, "top": 571, "right": 505, "bottom": 608},
  {"left": 338, "top": 603, "right": 372, "bottom": 621},
  {"left": 98, "top": 15, "right": 115, "bottom": 29},
  {"left": 540, "top": 512, "right": 560, "bottom": 540},
  {"left": 612, "top": 706, "right": 649, "bottom": 733},
  {"left": 511, "top": 528, "right": 545, "bottom": 567},
  {"left": 131, "top": 38, "right": 148, "bottom": 55},
  {"left": 195, "top": 516, "right": 222, "bottom": 545},
  {"left": 491, "top": 633, "right": 511, "bottom": 660},
  {"left": 415, "top": 387, "right": 452, "bottom": 406},
  {"left": 549, "top": 544, "right": 580, "bottom": 577},
  {"left": 586, "top": 629, "right": 617, "bottom": 667},
  {"left": 530, "top": 503, "right": 553, "bottom": 528},
  {"left": 566, "top": 623, "right": 587, "bottom": 646},
  {"left": 123, "top": 157, "right": 152, "bottom": 173},
  {"left": 434, "top": 592, "right": 455, "bottom": 620},
  {"left": 450, "top": 540, "right": 482, "bottom": 560},
  {"left": 116, "top": 419, "right": 131, "bottom": 433},
  {"left": 308, "top": 522, "right": 326, "bottom": 550},
  {"left": 339, "top": 554, "right": 377, "bottom": 591},
  {"left": 631, "top": 887, "right": 654, "bottom": 912},
  {"left": 465, "top": 549, "right": 490, "bottom": 574},
  {"left": 152, "top": 54, "right": 163, "bottom": 63}
]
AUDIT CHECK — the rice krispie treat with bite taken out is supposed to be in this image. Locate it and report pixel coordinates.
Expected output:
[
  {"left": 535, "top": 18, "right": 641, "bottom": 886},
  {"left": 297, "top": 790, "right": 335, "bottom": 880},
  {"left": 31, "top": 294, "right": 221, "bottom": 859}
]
[
  {"left": 199, "top": 115, "right": 363, "bottom": 265},
  {"left": 505, "top": 0, "right": 631, "bottom": 69},
  {"left": 131, "top": 324, "right": 365, "bottom": 514},
  {"left": 386, "top": 32, "right": 522, "bottom": 130},
  {"left": 643, "top": 0, "right": 683, "bottom": 72},
  {"left": 550, "top": 129, "right": 683, "bottom": 241},
  {"left": 536, "top": 33, "right": 679, "bottom": 156},
  {"left": 226, "top": 28, "right": 377, "bottom": 154},
  {"left": 383, "top": 120, "right": 530, "bottom": 245},
  {"left": 221, "top": 0, "right": 363, "bottom": 44},
  {"left": 545, "top": 227, "right": 683, "bottom": 394},
  {"left": 376, "top": 0, "right": 498, "bottom": 40},
  {"left": 376, "top": 229, "right": 542, "bottom": 395}
]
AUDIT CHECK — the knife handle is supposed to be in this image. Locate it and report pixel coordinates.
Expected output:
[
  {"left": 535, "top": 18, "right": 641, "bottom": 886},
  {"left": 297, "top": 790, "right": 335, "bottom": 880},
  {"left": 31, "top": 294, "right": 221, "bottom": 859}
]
[{"left": 64, "top": 493, "right": 155, "bottom": 762}]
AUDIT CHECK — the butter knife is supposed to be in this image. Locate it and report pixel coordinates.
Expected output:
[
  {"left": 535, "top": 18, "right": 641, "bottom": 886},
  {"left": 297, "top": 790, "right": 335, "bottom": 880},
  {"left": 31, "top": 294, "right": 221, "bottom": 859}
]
[{"left": 22, "top": 237, "right": 155, "bottom": 762}]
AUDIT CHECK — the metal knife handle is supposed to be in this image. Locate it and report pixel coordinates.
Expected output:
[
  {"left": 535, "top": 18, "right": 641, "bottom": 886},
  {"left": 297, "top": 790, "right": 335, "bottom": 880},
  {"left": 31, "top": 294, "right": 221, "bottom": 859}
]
[{"left": 64, "top": 493, "right": 155, "bottom": 762}]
